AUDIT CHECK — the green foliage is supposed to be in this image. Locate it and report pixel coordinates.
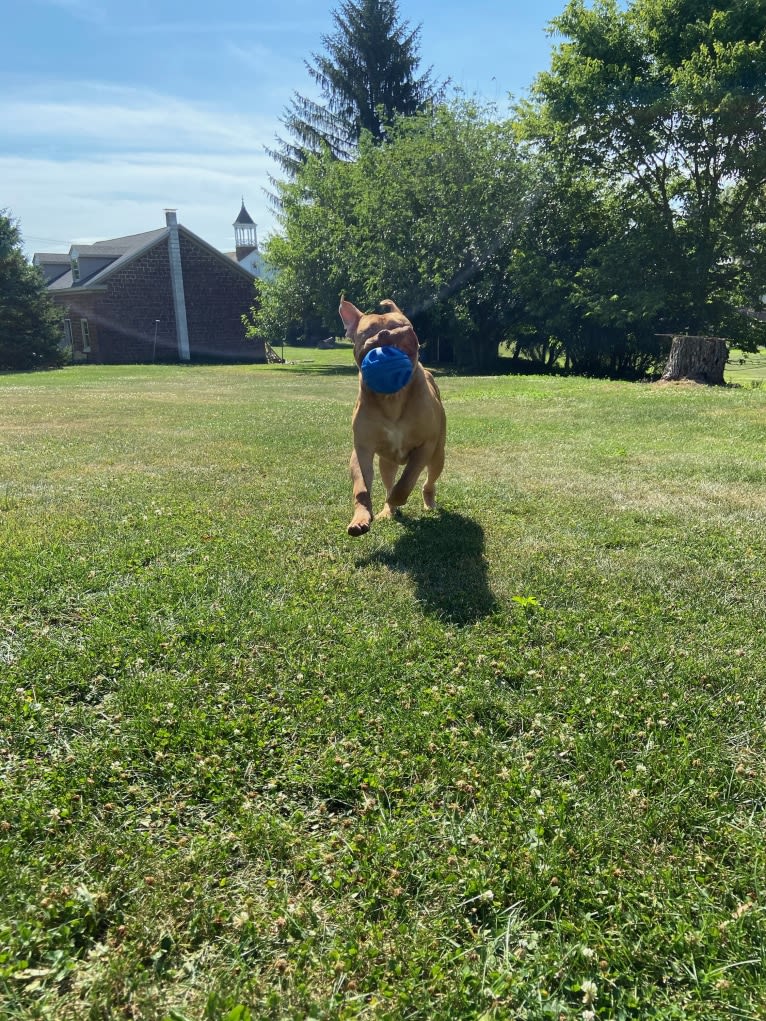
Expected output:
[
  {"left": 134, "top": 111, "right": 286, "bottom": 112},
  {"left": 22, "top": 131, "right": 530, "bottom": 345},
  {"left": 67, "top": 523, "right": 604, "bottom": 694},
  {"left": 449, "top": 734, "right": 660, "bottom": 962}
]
[
  {"left": 0, "top": 211, "right": 64, "bottom": 371},
  {"left": 524, "top": 0, "right": 766, "bottom": 345},
  {"left": 506, "top": 151, "right": 674, "bottom": 376},
  {"left": 259, "top": 0, "right": 766, "bottom": 378},
  {"left": 270, "top": 0, "right": 440, "bottom": 177},
  {"left": 254, "top": 101, "right": 532, "bottom": 367}
]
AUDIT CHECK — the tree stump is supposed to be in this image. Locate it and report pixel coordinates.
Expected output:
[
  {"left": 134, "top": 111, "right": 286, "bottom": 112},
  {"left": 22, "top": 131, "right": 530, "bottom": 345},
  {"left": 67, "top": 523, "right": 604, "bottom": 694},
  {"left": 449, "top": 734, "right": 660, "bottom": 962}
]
[{"left": 661, "top": 335, "right": 728, "bottom": 384}]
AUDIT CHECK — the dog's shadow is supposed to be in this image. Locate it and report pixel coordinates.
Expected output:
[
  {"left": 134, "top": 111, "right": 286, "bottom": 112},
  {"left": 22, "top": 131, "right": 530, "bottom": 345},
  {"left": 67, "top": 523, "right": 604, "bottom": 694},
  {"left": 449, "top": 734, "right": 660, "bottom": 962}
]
[{"left": 357, "top": 509, "right": 498, "bottom": 625}]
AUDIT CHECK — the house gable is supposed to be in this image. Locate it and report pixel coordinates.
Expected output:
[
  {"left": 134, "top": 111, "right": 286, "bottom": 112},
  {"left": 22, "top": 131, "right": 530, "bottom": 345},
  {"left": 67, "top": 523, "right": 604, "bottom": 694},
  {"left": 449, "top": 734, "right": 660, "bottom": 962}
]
[
  {"left": 177, "top": 230, "right": 259, "bottom": 361},
  {"left": 39, "top": 215, "right": 263, "bottom": 364},
  {"left": 177, "top": 226, "right": 257, "bottom": 284},
  {"left": 33, "top": 253, "right": 71, "bottom": 285},
  {"left": 71, "top": 229, "right": 169, "bottom": 288}
]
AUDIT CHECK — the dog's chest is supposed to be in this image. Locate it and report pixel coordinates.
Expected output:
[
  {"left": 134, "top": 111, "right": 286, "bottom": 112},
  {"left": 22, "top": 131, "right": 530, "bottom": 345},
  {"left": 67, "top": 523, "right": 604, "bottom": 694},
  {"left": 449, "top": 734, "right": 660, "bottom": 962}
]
[{"left": 378, "top": 422, "right": 411, "bottom": 464}]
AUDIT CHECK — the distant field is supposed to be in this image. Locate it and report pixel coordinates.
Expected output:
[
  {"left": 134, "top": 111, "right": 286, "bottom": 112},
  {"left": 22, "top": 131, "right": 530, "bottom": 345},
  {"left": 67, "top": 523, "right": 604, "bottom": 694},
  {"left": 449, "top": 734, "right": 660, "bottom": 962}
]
[
  {"left": 726, "top": 348, "right": 766, "bottom": 385},
  {"left": 1, "top": 359, "right": 765, "bottom": 1019},
  {"left": 277, "top": 341, "right": 356, "bottom": 368},
  {"left": 282, "top": 340, "right": 766, "bottom": 385},
  {"left": 494, "top": 344, "right": 766, "bottom": 387}
]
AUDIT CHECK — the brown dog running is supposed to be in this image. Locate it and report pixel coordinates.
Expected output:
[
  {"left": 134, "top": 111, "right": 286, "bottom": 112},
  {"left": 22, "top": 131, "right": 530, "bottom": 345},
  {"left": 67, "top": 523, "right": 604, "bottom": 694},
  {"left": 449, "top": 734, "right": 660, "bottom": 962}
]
[{"left": 339, "top": 298, "right": 446, "bottom": 537}]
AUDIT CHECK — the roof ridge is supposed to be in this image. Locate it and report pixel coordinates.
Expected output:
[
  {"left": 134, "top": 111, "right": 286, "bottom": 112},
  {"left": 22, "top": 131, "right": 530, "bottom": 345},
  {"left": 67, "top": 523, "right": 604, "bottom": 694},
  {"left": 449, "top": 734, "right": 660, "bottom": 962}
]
[{"left": 84, "top": 227, "right": 167, "bottom": 248}]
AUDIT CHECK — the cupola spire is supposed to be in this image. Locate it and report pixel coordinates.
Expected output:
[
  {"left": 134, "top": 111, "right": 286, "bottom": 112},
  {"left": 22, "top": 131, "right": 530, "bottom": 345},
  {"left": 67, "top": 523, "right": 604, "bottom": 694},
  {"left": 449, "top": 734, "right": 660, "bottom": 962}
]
[{"left": 234, "top": 198, "right": 257, "bottom": 260}]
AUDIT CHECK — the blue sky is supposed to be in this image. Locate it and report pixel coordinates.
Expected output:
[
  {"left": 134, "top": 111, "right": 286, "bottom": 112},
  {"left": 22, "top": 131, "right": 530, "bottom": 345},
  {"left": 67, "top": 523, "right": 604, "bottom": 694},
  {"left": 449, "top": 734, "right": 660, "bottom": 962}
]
[{"left": 2, "top": 0, "right": 565, "bottom": 257}]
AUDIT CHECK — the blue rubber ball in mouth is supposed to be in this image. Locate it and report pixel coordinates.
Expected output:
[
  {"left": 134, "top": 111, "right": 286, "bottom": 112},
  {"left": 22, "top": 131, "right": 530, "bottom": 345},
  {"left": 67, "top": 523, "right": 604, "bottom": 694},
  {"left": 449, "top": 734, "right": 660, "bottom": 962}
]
[{"left": 360, "top": 346, "right": 413, "bottom": 394}]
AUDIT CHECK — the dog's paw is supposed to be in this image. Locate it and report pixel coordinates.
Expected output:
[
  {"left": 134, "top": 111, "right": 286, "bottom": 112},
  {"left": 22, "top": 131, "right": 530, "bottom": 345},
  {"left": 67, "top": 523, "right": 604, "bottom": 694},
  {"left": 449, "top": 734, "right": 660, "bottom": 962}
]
[
  {"left": 347, "top": 518, "right": 371, "bottom": 537},
  {"left": 375, "top": 504, "right": 400, "bottom": 521}
]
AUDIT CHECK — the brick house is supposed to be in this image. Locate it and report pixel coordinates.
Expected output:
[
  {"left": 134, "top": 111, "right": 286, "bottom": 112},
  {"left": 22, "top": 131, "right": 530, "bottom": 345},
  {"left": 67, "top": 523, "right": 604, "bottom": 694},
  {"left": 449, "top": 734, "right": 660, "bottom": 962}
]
[{"left": 33, "top": 210, "right": 264, "bottom": 364}]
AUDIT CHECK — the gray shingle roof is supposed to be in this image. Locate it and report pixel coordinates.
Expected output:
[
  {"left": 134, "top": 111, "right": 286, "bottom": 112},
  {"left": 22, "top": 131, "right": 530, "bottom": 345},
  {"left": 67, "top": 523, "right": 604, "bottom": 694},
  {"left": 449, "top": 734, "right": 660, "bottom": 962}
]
[
  {"left": 46, "top": 228, "right": 168, "bottom": 289},
  {"left": 40, "top": 221, "right": 256, "bottom": 291},
  {"left": 73, "top": 229, "right": 167, "bottom": 258},
  {"left": 49, "top": 270, "right": 75, "bottom": 290}
]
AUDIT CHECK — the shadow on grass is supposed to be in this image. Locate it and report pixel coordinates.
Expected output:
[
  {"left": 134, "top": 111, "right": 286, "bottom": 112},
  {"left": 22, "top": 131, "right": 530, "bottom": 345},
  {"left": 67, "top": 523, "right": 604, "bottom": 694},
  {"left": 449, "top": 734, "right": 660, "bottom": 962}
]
[
  {"left": 274, "top": 363, "right": 359, "bottom": 377},
  {"left": 358, "top": 509, "right": 498, "bottom": 625}
]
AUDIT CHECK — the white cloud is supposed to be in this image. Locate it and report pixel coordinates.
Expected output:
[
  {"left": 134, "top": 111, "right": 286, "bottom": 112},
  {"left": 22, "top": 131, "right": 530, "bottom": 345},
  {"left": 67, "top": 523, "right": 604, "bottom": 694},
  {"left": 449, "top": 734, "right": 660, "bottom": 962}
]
[
  {"left": 2, "top": 81, "right": 281, "bottom": 154},
  {"left": 0, "top": 79, "right": 284, "bottom": 256},
  {"left": 5, "top": 152, "right": 280, "bottom": 256}
]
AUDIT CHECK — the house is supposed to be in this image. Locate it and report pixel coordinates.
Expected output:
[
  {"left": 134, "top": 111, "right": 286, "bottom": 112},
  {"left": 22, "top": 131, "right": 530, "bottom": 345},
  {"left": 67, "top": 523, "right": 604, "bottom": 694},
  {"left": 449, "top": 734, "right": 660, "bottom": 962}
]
[{"left": 33, "top": 209, "right": 264, "bottom": 364}]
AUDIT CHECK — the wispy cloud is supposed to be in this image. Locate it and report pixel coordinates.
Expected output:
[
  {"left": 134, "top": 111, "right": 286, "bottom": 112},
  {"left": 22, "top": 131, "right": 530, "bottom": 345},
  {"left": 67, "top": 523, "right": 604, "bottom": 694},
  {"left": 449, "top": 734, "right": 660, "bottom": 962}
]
[
  {"left": 118, "top": 18, "right": 327, "bottom": 36},
  {"left": 7, "top": 151, "right": 279, "bottom": 254},
  {"left": 31, "top": 0, "right": 106, "bottom": 24},
  {"left": 226, "top": 41, "right": 308, "bottom": 79},
  {"left": 1, "top": 79, "right": 282, "bottom": 254},
  {"left": 225, "top": 42, "right": 321, "bottom": 106},
  {"left": 1, "top": 81, "right": 280, "bottom": 154}
]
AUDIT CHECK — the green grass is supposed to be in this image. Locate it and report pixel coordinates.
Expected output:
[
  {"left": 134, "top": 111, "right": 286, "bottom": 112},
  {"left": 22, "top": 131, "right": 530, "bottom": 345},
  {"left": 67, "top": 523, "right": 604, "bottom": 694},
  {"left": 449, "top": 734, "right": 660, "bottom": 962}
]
[
  {"left": 1, "top": 358, "right": 765, "bottom": 1020},
  {"left": 496, "top": 345, "right": 766, "bottom": 388},
  {"left": 726, "top": 348, "right": 766, "bottom": 386}
]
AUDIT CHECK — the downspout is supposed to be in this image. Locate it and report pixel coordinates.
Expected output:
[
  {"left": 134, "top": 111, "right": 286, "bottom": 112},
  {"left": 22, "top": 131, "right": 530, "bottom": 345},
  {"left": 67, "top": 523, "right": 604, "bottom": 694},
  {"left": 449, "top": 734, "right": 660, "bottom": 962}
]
[{"left": 165, "top": 209, "right": 190, "bottom": 362}]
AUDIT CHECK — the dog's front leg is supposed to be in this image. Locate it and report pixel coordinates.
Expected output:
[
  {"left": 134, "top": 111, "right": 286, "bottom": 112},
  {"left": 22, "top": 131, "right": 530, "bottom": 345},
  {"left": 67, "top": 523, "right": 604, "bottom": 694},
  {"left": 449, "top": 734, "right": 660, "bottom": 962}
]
[
  {"left": 382, "top": 443, "right": 432, "bottom": 516},
  {"left": 348, "top": 447, "right": 375, "bottom": 536}
]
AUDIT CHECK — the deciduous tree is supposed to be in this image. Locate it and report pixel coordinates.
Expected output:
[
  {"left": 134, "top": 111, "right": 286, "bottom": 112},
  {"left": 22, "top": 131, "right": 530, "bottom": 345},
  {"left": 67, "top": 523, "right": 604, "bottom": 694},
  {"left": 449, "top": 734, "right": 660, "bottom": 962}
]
[
  {"left": 253, "top": 101, "right": 531, "bottom": 368},
  {"left": 522, "top": 0, "right": 766, "bottom": 347}
]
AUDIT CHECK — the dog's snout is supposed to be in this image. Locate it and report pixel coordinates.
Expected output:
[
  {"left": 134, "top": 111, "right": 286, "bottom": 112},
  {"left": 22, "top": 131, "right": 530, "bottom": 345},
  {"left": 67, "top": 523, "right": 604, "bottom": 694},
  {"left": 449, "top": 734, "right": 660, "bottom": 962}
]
[{"left": 359, "top": 325, "right": 417, "bottom": 364}]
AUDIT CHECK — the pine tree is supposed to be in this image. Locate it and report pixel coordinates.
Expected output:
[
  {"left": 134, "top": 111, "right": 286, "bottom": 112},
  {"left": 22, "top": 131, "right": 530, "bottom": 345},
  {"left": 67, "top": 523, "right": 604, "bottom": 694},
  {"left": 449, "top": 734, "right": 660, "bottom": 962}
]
[
  {"left": 0, "top": 211, "right": 64, "bottom": 371},
  {"left": 270, "top": 0, "right": 440, "bottom": 177}
]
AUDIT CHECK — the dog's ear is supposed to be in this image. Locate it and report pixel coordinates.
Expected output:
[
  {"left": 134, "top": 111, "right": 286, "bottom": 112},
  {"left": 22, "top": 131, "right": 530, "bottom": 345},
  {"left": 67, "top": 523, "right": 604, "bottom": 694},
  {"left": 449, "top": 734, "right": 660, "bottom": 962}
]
[
  {"left": 339, "top": 299, "right": 363, "bottom": 337},
  {"left": 378, "top": 299, "right": 403, "bottom": 315}
]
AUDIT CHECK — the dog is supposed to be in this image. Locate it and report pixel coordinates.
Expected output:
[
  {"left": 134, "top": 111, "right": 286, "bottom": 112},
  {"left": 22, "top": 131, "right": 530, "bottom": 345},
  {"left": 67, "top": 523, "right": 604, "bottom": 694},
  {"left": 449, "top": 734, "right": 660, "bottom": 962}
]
[{"left": 339, "top": 298, "right": 446, "bottom": 537}]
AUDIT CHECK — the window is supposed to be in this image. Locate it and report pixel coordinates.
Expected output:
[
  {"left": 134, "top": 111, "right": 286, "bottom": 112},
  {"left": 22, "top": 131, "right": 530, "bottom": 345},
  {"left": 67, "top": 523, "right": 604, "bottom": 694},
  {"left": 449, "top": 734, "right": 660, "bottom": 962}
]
[
  {"left": 80, "top": 319, "right": 91, "bottom": 353},
  {"left": 63, "top": 319, "right": 73, "bottom": 348}
]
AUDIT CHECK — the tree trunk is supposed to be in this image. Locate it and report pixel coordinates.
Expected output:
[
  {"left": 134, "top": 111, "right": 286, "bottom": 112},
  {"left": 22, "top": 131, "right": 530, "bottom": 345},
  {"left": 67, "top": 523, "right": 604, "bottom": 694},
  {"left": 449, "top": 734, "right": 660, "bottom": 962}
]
[{"left": 661, "top": 335, "right": 728, "bottom": 385}]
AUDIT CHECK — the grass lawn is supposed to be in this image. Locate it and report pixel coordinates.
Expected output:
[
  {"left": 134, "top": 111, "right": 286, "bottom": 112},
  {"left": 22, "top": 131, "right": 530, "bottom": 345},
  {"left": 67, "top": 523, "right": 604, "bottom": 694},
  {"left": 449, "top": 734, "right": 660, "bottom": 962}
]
[
  {"left": 725, "top": 349, "right": 766, "bottom": 387},
  {"left": 496, "top": 345, "right": 766, "bottom": 389},
  {"left": 1, "top": 356, "right": 765, "bottom": 1020}
]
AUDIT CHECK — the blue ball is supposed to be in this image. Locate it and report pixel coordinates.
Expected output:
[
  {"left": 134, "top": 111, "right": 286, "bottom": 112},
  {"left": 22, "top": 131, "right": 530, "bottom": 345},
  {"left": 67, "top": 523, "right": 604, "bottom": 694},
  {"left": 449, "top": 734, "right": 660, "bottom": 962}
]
[{"left": 361, "top": 345, "right": 413, "bottom": 394}]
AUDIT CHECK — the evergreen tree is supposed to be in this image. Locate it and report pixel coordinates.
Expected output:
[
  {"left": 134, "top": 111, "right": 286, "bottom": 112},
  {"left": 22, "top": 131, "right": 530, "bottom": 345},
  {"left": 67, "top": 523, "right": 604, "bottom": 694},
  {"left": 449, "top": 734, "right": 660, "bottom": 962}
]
[
  {"left": 0, "top": 211, "right": 64, "bottom": 371},
  {"left": 270, "top": 0, "right": 440, "bottom": 177}
]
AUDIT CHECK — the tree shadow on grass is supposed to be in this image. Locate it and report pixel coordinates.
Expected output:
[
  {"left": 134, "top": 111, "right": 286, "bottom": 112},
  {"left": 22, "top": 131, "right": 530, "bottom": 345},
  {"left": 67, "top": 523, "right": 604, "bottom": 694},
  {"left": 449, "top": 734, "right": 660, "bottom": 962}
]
[
  {"left": 357, "top": 509, "right": 498, "bottom": 626},
  {"left": 274, "top": 363, "right": 359, "bottom": 377}
]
